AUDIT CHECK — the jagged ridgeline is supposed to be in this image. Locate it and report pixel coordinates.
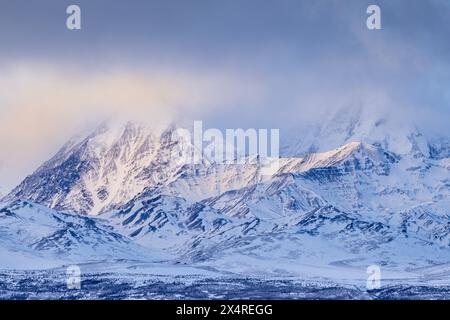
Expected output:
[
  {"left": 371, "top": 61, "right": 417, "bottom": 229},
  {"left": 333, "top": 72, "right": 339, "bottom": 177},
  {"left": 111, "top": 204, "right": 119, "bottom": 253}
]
[{"left": 1, "top": 109, "right": 450, "bottom": 283}]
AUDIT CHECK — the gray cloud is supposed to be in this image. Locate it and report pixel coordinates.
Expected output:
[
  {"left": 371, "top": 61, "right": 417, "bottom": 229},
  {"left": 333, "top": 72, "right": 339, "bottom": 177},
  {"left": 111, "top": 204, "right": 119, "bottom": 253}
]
[{"left": 0, "top": 0, "right": 449, "bottom": 189}]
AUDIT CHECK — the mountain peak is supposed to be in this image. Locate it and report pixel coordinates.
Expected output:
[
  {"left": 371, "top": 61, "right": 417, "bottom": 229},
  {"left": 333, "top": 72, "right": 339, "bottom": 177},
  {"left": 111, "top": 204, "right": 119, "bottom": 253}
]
[
  {"left": 6, "top": 113, "right": 448, "bottom": 217},
  {"left": 5, "top": 122, "right": 176, "bottom": 215},
  {"left": 279, "top": 141, "right": 394, "bottom": 175},
  {"left": 280, "top": 104, "right": 442, "bottom": 158}
]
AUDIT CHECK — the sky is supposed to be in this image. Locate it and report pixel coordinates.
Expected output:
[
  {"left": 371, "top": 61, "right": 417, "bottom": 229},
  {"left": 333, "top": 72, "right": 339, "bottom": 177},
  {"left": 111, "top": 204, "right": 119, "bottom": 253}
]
[{"left": 0, "top": 0, "right": 449, "bottom": 192}]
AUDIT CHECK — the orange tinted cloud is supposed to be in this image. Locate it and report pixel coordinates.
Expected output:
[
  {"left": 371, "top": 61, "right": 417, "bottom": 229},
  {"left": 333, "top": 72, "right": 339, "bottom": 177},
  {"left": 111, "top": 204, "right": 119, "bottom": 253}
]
[{"left": 0, "top": 64, "right": 262, "bottom": 191}]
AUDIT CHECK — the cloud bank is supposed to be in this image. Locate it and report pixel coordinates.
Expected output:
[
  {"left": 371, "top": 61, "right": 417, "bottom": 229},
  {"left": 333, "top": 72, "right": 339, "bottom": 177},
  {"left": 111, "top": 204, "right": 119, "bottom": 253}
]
[
  {"left": 0, "top": 0, "right": 449, "bottom": 191},
  {"left": 0, "top": 64, "right": 265, "bottom": 190}
]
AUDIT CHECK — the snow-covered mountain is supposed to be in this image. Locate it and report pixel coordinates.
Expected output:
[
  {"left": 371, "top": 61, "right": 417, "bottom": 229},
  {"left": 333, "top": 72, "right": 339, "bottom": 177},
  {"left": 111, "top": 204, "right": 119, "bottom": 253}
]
[
  {"left": 5, "top": 122, "right": 198, "bottom": 215},
  {"left": 280, "top": 105, "right": 436, "bottom": 158},
  {"left": 2, "top": 109, "right": 450, "bottom": 282},
  {"left": 4, "top": 121, "right": 270, "bottom": 215},
  {"left": 99, "top": 140, "right": 449, "bottom": 272},
  {"left": 0, "top": 199, "right": 166, "bottom": 269}
]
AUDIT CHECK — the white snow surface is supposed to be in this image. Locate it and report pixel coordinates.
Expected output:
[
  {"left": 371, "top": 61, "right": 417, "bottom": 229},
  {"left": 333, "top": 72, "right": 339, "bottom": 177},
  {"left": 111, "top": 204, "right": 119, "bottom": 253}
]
[{"left": 2, "top": 112, "right": 450, "bottom": 285}]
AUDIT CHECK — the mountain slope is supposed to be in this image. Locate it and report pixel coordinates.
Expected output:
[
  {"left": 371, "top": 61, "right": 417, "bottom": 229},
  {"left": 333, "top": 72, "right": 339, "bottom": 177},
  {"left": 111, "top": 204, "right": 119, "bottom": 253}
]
[
  {"left": 5, "top": 122, "right": 196, "bottom": 215},
  {"left": 0, "top": 199, "right": 164, "bottom": 269}
]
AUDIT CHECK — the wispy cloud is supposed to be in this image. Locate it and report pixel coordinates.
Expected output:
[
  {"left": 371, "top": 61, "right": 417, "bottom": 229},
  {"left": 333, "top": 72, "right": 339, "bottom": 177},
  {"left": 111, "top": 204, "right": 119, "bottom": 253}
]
[
  {"left": 1, "top": 0, "right": 449, "bottom": 191},
  {"left": 0, "top": 63, "right": 264, "bottom": 190}
]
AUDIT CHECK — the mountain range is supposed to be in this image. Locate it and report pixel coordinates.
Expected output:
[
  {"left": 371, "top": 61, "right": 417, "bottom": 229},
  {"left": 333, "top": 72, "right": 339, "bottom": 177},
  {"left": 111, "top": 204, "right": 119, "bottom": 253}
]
[{"left": 1, "top": 106, "right": 450, "bottom": 285}]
